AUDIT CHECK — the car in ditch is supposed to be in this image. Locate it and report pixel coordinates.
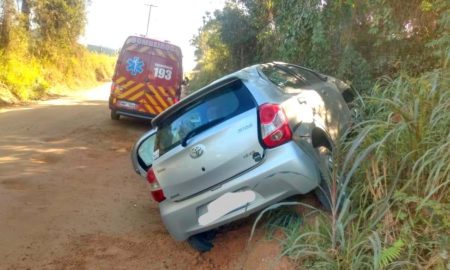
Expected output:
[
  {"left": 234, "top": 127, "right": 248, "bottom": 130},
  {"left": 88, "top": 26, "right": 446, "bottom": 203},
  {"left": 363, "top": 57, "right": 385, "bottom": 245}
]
[{"left": 131, "top": 62, "right": 356, "bottom": 252}]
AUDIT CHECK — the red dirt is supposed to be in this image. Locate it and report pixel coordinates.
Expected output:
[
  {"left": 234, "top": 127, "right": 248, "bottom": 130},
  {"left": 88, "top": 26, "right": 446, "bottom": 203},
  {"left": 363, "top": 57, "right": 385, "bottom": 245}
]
[{"left": 0, "top": 85, "right": 295, "bottom": 270}]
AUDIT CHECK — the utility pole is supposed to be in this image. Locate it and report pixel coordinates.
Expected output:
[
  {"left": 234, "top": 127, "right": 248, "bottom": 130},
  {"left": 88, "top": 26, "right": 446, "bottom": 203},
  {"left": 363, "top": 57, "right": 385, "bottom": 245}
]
[{"left": 145, "top": 3, "right": 157, "bottom": 37}]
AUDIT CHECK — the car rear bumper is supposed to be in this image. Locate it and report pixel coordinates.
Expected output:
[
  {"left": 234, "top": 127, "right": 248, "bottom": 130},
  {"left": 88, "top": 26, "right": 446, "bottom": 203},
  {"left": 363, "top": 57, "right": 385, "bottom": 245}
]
[
  {"left": 114, "top": 108, "right": 156, "bottom": 120},
  {"left": 158, "top": 141, "right": 320, "bottom": 241}
]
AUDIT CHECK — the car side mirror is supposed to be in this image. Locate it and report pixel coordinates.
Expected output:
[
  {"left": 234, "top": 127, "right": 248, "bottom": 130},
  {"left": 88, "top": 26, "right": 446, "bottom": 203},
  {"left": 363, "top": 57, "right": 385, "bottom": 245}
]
[{"left": 131, "top": 129, "right": 157, "bottom": 177}]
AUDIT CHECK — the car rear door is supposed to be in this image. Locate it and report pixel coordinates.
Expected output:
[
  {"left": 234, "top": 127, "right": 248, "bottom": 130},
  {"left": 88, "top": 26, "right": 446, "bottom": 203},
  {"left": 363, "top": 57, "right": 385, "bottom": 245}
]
[
  {"left": 285, "top": 65, "right": 351, "bottom": 140},
  {"left": 261, "top": 64, "right": 351, "bottom": 141},
  {"left": 112, "top": 46, "right": 151, "bottom": 113},
  {"left": 142, "top": 51, "right": 182, "bottom": 114},
  {"left": 152, "top": 79, "right": 264, "bottom": 201}
]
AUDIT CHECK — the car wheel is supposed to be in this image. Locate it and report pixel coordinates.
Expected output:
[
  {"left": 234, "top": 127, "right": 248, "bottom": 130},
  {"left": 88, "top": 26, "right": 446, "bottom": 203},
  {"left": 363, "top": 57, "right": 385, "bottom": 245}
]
[
  {"left": 110, "top": 110, "right": 120, "bottom": 120},
  {"left": 187, "top": 230, "right": 216, "bottom": 252},
  {"left": 314, "top": 146, "right": 346, "bottom": 212}
]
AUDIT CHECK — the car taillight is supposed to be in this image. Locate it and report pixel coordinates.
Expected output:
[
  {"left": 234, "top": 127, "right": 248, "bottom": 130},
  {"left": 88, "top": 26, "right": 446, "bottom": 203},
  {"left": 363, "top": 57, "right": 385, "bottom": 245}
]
[
  {"left": 259, "top": 103, "right": 292, "bottom": 148},
  {"left": 146, "top": 168, "right": 166, "bottom": 203}
]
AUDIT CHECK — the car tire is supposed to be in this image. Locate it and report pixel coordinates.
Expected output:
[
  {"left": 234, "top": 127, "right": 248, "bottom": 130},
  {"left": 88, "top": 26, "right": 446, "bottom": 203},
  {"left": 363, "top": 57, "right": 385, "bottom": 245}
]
[
  {"left": 111, "top": 110, "right": 120, "bottom": 120},
  {"left": 314, "top": 146, "right": 346, "bottom": 212},
  {"left": 187, "top": 230, "right": 216, "bottom": 252}
]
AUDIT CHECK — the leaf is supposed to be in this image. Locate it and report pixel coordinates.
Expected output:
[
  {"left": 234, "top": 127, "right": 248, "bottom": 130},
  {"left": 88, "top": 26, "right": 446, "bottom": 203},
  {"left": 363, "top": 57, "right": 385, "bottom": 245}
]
[{"left": 380, "top": 239, "right": 404, "bottom": 268}]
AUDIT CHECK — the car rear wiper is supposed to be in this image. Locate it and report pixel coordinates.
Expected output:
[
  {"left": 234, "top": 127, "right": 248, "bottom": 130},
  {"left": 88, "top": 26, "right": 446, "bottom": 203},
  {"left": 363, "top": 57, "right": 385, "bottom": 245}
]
[{"left": 181, "top": 116, "right": 228, "bottom": 147}]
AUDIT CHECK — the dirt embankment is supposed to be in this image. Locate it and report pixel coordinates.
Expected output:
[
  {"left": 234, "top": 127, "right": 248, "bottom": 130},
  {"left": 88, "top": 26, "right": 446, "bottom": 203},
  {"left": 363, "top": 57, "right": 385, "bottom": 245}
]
[{"left": 0, "top": 85, "right": 294, "bottom": 270}]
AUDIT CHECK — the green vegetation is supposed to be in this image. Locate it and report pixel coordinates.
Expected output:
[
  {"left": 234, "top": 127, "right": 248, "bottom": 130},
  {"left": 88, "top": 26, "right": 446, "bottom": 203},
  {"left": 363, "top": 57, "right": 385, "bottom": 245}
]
[
  {"left": 0, "top": 0, "right": 116, "bottom": 104},
  {"left": 273, "top": 67, "right": 449, "bottom": 269},
  {"left": 191, "top": 1, "right": 449, "bottom": 268},
  {"left": 190, "top": 0, "right": 448, "bottom": 92}
]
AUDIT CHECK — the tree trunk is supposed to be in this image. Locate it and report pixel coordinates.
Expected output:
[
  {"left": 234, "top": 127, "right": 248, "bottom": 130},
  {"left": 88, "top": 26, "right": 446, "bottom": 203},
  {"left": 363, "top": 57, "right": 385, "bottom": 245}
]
[
  {"left": 21, "top": 0, "right": 31, "bottom": 31},
  {"left": 1, "top": 0, "right": 16, "bottom": 48}
]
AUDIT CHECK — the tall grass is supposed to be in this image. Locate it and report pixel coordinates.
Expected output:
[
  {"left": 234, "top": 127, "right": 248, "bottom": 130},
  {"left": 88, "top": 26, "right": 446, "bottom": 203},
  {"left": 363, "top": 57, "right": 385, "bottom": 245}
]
[
  {"left": 260, "top": 66, "right": 450, "bottom": 269},
  {"left": 0, "top": 46, "right": 116, "bottom": 102},
  {"left": 0, "top": 50, "right": 46, "bottom": 100}
]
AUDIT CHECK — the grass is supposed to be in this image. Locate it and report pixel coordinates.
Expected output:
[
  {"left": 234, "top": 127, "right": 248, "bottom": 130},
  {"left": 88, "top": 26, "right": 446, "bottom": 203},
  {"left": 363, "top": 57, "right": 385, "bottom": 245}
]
[
  {"left": 255, "top": 65, "right": 450, "bottom": 269},
  {"left": 0, "top": 47, "right": 116, "bottom": 103}
]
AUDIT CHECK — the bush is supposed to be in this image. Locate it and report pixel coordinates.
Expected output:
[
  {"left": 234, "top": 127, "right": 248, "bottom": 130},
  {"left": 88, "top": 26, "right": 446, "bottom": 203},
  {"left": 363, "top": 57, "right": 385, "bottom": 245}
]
[
  {"left": 264, "top": 66, "right": 450, "bottom": 269},
  {"left": 0, "top": 47, "right": 116, "bottom": 102},
  {"left": 0, "top": 52, "right": 43, "bottom": 100}
]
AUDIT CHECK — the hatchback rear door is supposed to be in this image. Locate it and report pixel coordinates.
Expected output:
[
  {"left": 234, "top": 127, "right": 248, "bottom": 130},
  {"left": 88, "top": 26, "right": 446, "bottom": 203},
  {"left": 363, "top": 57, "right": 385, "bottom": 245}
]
[
  {"left": 142, "top": 52, "right": 182, "bottom": 114},
  {"left": 152, "top": 79, "right": 264, "bottom": 201},
  {"left": 111, "top": 37, "right": 182, "bottom": 116}
]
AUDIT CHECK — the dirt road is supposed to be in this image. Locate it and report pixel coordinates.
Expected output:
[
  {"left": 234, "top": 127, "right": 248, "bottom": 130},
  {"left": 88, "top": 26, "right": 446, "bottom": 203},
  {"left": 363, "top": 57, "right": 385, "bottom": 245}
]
[{"left": 0, "top": 85, "right": 293, "bottom": 270}]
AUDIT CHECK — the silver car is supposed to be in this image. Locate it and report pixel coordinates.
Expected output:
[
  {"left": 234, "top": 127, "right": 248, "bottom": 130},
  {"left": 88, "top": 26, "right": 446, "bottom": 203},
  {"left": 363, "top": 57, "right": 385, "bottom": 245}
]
[{"left": 131, "top": 62, "right": 354, "bottom": 251}]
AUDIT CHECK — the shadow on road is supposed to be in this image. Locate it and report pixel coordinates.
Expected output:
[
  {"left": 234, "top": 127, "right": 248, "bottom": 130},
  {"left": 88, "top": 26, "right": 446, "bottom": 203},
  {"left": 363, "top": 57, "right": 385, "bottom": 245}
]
[{"left": 0, "top": 97, "right": 158, "bottom": 268}]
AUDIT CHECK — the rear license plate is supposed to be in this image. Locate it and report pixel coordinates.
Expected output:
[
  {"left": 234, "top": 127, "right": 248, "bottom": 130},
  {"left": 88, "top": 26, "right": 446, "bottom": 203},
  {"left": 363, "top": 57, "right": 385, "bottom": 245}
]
[
  {"left": 117, "top": 100, "right": 136, "bottom": 109},
  {"left": 198, "top": 190, "right": 256, "bottom": 226}
]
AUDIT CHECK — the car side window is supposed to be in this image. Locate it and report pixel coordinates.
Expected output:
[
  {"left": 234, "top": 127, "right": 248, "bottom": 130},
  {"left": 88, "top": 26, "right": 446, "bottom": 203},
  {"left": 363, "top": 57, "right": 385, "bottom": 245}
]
[
  {"left": 262, "top": 66, "right": 303, "bottom": 92},
  {"left": 286, "top": 65, "right": 323, "bottom": 85},
  {"left": 262, "top": 65, "right": 322, "bottom": 93}
]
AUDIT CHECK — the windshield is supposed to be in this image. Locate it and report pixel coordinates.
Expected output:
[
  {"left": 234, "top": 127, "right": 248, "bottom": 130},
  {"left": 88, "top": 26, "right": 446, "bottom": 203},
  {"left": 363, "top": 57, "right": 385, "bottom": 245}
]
[{"left": 155, "top": 80, "right": 255, "bottom": 156}]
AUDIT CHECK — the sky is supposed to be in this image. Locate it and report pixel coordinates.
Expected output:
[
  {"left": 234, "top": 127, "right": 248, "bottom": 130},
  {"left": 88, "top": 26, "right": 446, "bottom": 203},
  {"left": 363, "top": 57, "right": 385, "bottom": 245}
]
[{"left": 82, "top": 0, "right": 226, "bottom": 72}]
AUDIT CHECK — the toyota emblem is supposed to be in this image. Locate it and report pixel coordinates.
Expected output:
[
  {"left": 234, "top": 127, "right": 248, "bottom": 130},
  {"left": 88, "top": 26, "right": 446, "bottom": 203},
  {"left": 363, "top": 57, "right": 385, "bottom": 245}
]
[{"left": 190, "top": 145, "right": 205, "bottom": 159}]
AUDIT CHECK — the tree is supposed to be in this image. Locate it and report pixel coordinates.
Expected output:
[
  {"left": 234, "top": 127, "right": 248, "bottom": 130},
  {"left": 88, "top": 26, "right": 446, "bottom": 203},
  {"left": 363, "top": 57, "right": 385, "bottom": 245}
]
[
  {"left": 214, "top": 3, "right": 257, "bottom": 69},
  {"left": 33, "top": 0, "right": 86, "bottom": 54},
  {"left": 1, "top": 0, "right": 16, "bottom": 49},
  {"left": 20, "top": 0, "right": 30, "bottom": 31},
  {"left": 190, "top": 2, "right": 258, "bottom": 89},
  {"left": 190, "top": 14, "right": 231, "bottom": 89}
]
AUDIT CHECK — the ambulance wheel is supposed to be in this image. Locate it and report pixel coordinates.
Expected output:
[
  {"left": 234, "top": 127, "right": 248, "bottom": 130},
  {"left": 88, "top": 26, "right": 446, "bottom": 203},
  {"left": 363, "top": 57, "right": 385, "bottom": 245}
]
[{"left": 110, "top": 110, "right": 120, "bottom": 120}]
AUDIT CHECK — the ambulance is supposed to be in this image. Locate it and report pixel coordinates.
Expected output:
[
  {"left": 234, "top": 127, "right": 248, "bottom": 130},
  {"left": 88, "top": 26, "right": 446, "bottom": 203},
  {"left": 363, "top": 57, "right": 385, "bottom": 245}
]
[{"left": 109, "top": 36, "right": 183, "bottom": 120}]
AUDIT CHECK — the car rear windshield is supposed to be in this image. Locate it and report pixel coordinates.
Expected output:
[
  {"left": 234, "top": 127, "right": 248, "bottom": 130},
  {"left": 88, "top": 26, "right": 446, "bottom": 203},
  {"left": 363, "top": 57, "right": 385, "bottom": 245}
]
[
  {"left": 155, "top": 79, "right": 255, "bottom": 156},
  {"left": 261, "top": 65, "right": 323, "bottom": 94}
]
